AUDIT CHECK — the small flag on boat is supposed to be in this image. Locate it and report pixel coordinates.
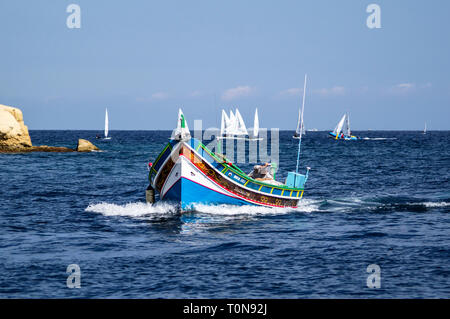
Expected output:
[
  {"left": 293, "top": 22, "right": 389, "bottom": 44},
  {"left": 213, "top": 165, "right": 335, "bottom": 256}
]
[{"left": 171, "top": 109, "right": 191, "bottom": 140}]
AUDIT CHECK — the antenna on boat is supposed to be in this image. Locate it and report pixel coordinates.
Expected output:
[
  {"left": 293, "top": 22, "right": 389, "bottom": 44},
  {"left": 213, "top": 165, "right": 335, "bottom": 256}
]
[{"left": 295, "top": 74, "right": 307, "bottom": 174}]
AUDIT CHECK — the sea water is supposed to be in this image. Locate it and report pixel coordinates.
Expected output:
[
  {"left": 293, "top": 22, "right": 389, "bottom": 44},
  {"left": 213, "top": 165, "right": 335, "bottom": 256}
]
[{"left": 0, "top": 130, "right": 449, "bottom": 298}]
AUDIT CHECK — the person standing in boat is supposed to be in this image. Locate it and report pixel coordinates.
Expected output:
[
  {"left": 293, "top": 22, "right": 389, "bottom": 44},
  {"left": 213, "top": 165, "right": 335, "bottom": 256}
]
[{"left": 248, "top": 163, "right": 274, "bottom": 181}]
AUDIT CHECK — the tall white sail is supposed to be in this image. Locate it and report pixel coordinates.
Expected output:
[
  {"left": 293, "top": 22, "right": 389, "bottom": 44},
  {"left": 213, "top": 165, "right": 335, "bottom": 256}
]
[
  {"left": 424, "top": 122, "right": 427, "bottom": 134},
  {"left": 171, "top": 108, "right": 191, "bottom": 140},
  {"left": 253, "top": 108, "right": 259, "bottom": 138},
  {"left": 104, "top": 108, "right": 109, "bottom": 138},
  {"left": 346, "top": 113, "right": 351, "bottom": 136},
  {"left": 235, "top": 109, "right": 248, "bottom": 136},
  {"left": 333, "top": 114, "right": 346, "bottom": 136},
  {"left": 220, "top": 109, "right": 231, "bottom": 136},
  {"left": 228, "top": 110, "right": 237, "bottom": 135},
  {"left": 295, "top": 74, "right": 307, "bottom": 137},
  {"left": 295, "top": 106, "right": 301, "bottom": 136}
]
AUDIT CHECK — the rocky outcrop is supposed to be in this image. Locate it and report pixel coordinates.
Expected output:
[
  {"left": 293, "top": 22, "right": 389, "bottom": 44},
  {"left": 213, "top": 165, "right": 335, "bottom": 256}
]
[
  {"left": 0, "top": 104, "right": 100, "bottom": 153},
  {"left": 0, "top": 104, "right": 32, "bottom": 151},
  {"left": 0, "top": 145, "right": 75, "bottom": 153},
  {"left": 30, "top": 145, "right": 74, "bottom": 152},
  {"left": 76, "top": 139, "right": 100, "bottom": 152}
]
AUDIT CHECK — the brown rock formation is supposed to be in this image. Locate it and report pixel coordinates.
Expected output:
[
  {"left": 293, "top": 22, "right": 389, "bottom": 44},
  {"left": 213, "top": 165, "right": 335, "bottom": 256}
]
[
  {"left": 76, "top": 139, "right": 100, "bottom": 152},
  {"left": 0, "top": 104, "right": 32, "bottom": 151},
  {"left": 0, "top": 104, "right": 100, "bottom": 153}
]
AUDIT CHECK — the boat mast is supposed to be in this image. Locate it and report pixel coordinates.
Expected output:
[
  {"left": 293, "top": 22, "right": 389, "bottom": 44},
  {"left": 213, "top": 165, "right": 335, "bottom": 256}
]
[
  {"left": 295, "top": 74, "right": 307, "bottom": 174},
  {"left": 346, "top": 113, "right": 351, "bottom": 136},
  {"left": 104, "top": 108, "right": 109, "bottom": 138}
]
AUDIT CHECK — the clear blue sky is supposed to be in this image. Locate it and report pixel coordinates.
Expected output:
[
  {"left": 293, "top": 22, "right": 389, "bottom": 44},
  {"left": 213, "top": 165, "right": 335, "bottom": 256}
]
[{"left": 0, "top": 0, "right": 449, "bottom": 130}]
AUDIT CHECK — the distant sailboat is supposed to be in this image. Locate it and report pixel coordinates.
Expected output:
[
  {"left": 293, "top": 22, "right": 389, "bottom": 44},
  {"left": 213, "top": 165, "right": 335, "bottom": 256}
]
[
  {"left": 328, "top": 113, "right": 358, "bottom": 140},
  {"left": 423, "top": 122, "right": 427, "bottom": 134},
  {"left": 293, "top": 74, "right": 307, "bottom": 139},
  {"left": 104, "top": 108, "right": 111, "bottom": 140},
  {"left": 252, "top": 108, "right": 261, "bottom": 140},
  {"left": 235, "top": 109, "right": 248, "bottom": 137},
  {"left": 220, "top": 109, "right": 230, "bottom": 137},
  {"left": 218, "top": 108, "right": 261, "bottom": 140}
]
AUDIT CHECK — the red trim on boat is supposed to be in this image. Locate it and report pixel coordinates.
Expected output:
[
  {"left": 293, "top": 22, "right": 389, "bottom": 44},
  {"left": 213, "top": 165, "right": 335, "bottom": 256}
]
[{"left": 180, "top": 154, "right": 298, "bottom": 208}]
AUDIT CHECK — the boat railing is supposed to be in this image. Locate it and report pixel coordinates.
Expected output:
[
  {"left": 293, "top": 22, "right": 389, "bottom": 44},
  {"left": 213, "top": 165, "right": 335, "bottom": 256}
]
[{"left": 190, "top": 139, "right": 304, "bottom": 191}]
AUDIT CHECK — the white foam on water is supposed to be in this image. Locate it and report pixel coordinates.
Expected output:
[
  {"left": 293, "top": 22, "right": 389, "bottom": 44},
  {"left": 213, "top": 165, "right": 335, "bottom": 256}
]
[
  {"left": 84, "top": 199, "right": 447, "bottom": 221},
  {"left": 362, "top": 137, "right": 397, "bottom": 140},
  {"left": 423, "top": 202, "right": 450, "bottom": 208},
  {"left": 192, "top": 199, "right": 321, "bottom": 216},
  {"left": 85, "top": 198, "right": 322, "bottom": 220},
  {"left": 85, "top": 201, "right": 179, "bottom": 218}
]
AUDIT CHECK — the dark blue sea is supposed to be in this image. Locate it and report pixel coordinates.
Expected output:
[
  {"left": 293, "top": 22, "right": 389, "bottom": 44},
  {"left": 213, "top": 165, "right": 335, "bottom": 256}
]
[{"left": 1, "top": 130, "right": 449, "bottom": 298}]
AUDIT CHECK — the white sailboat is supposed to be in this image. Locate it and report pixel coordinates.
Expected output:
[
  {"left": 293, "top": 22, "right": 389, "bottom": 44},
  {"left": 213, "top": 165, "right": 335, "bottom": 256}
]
[
  {"left": 171, "top": 109, "right": 191, "bottom": 140},
  {"left": 252, "top": 108, "right": 260, "bottom": 140},
  {"left": 234, "top": 109, "right": 248, "bottom": 137},
  {"left": 345, "top": 113, "right": 352, "bottom": 137},
  {"left": 423, "top": 122, "right": 427, "bottom": 134},
  {"left": 293, "top": 74, "right": 307, "bottom": 139},
  {"left": 220, "top": 109, "right": 230, "bottom": 136},
  {"left": 218, "top": 108, "right": 257, "bottom": 140},
  {"left": 229, "top": 110, "right": 237, "bottom": 135},
  {"left": 333, "top": 114, "right": 346, "bottom": 137},
  {"left": 329, "top": 113, "right": 358, "bottom": 140},
  {"left": 104, "top": 108, "right": 111, "bottom": 140}
]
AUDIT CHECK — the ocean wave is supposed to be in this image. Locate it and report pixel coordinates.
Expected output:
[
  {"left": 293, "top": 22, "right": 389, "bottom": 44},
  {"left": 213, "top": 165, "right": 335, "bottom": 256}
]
[
  {"left": 85, "top": 198, "right": 448, "bottom": 220},
  {"left": 362, "top": 137, "right": 397, "bottom": 140},
  {"left": 192, "top": 199, "right": 321, "bottom": 216},
  {"left": 85, "top": 201, "right": 179, "bottom": 217},
  {"left": 423, "top": 202, "right": 450, "bottom": 208},
  {"left": 85, "top": 198, "right": 321, "bottom": 219}
]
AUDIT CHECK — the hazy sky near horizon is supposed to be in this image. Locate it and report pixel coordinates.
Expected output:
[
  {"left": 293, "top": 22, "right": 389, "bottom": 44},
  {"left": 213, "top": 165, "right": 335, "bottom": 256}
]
[{"left": 1, "top": 0, "right": 449, "bottom": 130}]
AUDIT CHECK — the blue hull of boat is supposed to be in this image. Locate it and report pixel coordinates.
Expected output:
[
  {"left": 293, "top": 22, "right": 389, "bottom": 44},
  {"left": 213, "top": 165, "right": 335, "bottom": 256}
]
[
  {"left": 149, "top": 138, "right": 305, "bottom": 210},
  {"left": 164, "top": 177, "right": 250, "bottom": 211},
  {"left": 328, "top": 132, "right": 358, "bottom": 140}
]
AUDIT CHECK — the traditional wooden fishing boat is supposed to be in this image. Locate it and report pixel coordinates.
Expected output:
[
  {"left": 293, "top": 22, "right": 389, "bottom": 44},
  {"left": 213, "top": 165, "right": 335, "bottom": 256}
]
[{"left": 146, "top": 109, "right": 310, "bottom": 211}]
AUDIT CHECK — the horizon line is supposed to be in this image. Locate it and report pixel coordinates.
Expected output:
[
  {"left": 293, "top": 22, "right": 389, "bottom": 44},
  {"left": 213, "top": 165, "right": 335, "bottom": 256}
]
[{"left": 27, "top": 129, "right": 450, "bottom": 132}]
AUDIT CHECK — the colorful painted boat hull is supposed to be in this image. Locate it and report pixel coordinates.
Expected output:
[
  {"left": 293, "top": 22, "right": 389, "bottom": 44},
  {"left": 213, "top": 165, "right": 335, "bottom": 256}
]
[
  {"left": 328, "top": 132, "right": 358, "bottom": 140},
  {"left": 149, "top": 138, "right": 305, "bottom": 211}
]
